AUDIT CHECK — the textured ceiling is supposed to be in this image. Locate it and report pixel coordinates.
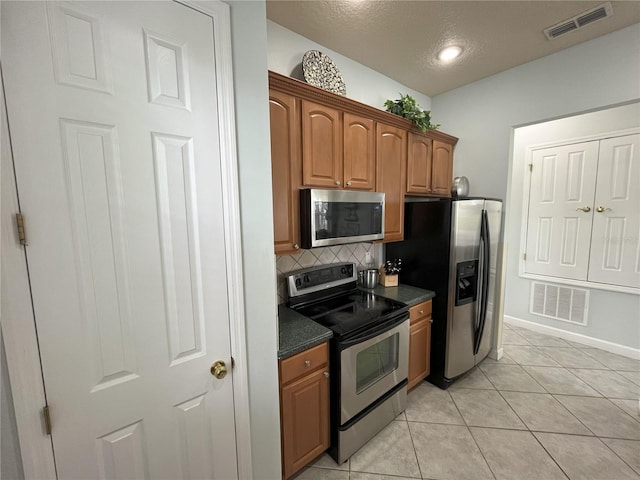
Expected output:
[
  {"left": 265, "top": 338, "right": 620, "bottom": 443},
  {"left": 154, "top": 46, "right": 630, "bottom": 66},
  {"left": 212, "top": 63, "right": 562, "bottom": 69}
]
[{"left": 266, "top": 1, "right": 640, "bottom": 96}]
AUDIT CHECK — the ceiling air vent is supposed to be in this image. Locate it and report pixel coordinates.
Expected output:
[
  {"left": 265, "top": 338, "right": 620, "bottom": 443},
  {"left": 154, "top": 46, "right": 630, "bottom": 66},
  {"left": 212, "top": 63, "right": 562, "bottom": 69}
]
[{"left": 544, "top": 2, "right": 614, "bottom": 40}]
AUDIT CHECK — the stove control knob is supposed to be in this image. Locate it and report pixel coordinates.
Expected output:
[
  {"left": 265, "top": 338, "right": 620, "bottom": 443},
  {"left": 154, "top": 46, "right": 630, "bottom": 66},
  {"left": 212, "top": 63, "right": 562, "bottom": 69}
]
[{"left": 304, "top": 275, "right": 310, "bottom": 283}]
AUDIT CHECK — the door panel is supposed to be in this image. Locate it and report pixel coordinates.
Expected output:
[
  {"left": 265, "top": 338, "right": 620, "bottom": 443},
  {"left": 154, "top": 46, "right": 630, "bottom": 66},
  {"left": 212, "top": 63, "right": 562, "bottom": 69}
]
[
  {"left": 446, "top": 200, "right": 483, "bottom": 379},
  {"left": 588, "top": 134, "right": 640, "bottom": 288},
  {"left": 343, "top": 113, "right": 375, "bottom": 190},
  {"left": 376, "top": 123, "right": 406, "bottom": 242},
  {"left": 476, "top": 200, "right": 502, "bottom": 362},
  {"left": 524, "top": 142, "right": 599, "bottom": 280},
  {"left": 302, "top": 100, "right": 342, "bottom": 187},
  {"left": 2, "top": 2, "right": 238, "bottom": 478}
]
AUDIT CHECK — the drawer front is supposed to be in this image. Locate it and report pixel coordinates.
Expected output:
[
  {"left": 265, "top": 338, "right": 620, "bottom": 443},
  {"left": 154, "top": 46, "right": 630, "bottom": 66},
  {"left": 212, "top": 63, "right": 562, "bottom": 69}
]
[
  {"left": 280, "top": 342, "right": 328, "bottom": 385},
  {"left": 409, "top": 300, "right": 432, "bottom": 325}
]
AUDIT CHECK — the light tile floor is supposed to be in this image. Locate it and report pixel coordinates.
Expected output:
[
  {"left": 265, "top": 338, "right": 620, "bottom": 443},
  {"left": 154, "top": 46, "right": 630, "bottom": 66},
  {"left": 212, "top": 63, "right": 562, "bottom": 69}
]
[{"left": 294, "top": 323, "right": 640, "bottom": 480}]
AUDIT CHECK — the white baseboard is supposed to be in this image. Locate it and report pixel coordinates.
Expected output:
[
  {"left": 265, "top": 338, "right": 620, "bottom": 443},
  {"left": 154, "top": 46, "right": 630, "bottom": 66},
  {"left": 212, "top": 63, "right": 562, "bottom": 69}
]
[
  {"left": 504, "top": 315, "right": 640, "bottom": 360},
  {"left": 489, "top": 347, "right": 504, "bottom": 361}
]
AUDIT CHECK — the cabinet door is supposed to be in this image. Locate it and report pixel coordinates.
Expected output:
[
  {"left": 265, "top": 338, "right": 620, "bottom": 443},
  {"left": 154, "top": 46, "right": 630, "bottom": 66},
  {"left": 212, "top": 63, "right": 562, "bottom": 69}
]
[
  {"left": 406, "top": 132, "right": 433, "bottom": 194},
  {"left": 376, "top": 123, "right": 406, "bottom": 242},
  {"left": 588, "top": 134, "right": 640, "bottom": 288},
  {"left": 408, "top": 318, "right": 431, "bottom": 390},
  {"left": 269, "top": 90, "right": 301, "bottom": 254},
  {"left": 431, "top": 140, "right": 454, "bottom": 196},
  {"left": 343, "top": 113, "right": 375, "bottom": 190},
  {"left": 301, "top": 100, "right": 342, "bottom": 188},
  {"left": 281, "top": 368, "right": 330, "bottom": 479}
]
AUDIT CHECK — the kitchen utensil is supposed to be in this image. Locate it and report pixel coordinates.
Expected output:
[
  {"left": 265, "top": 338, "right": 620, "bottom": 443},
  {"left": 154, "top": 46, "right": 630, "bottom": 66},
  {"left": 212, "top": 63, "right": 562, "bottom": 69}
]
[
  {"left": 452, "top": 176, "right": 469, "bottom": 198},
  {"left": 362, "top": 268, "right": 379, "bottom": 289}
]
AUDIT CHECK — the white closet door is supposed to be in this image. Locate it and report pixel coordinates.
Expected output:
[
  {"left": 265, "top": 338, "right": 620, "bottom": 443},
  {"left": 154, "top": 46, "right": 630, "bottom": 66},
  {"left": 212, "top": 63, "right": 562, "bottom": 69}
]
[
  {"left": 588, "top": 134, "right": 640, "bottom": 288},
  {"left": 2, "top": 2, "right": 239, "bottom": 478},
  {"left": 524, "top": 142, "right": 599, "bottom": 280}
]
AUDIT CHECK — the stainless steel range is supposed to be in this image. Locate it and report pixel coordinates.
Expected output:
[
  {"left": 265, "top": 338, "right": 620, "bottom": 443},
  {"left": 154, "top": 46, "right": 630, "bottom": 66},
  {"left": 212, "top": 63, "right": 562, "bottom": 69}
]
[{"left": 287, "top": 263, "right": 409, "bottom": 464}]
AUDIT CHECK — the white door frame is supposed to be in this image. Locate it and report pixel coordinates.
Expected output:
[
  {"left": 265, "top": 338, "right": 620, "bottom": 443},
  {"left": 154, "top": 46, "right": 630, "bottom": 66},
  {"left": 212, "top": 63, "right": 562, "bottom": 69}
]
[{"left": 0, "top": 1, "right": 253, "bottom": 478}]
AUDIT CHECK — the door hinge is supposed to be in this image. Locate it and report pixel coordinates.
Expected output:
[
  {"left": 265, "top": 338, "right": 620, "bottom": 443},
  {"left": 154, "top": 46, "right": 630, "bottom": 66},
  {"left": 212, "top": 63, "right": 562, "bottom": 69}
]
[
  {"left": 15, "top": 213, "right": 27, "bottom": 246},
  {"left": 523, "top": 253, "right": 527, "bottom": 261},
  {"left": 528, "top": 164, "right": 533, "bottom": 172},
  {"left": 231, "top": 356, "right": 235, "bottom": 368},
  {"left": 43, "top": 405, "right": 52, "bottom": 435}
]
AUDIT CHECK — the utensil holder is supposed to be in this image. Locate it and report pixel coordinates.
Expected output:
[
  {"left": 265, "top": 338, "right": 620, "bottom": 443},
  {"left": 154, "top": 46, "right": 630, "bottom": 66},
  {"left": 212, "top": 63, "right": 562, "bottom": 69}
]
[{"left": 379, "top": 267, "right": 398, "bottom": 287}]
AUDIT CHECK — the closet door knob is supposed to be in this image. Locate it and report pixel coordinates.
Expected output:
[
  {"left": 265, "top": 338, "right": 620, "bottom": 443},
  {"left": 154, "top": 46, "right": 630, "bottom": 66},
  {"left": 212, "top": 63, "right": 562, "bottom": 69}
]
[{"left": 596, "top": 206, "right": 611, "bottom": 213}]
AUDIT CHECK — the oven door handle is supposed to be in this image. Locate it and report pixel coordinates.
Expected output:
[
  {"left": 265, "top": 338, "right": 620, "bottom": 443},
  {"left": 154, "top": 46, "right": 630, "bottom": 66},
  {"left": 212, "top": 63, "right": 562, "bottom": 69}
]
[{"left": 339, "top": 313, "right": 409, "bottom": 348}]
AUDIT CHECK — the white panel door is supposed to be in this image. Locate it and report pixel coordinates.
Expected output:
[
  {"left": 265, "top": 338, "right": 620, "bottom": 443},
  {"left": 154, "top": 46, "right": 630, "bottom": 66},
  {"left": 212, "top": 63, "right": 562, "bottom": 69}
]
[
  {"left": 524, "top": 142, "right": 599, "bottom": 280},
  {"left": 2, "top": 2, "right": 238, "bottom": 479},
  {"left": 588, "top": 134, "right": 640, "bottom": 288}
]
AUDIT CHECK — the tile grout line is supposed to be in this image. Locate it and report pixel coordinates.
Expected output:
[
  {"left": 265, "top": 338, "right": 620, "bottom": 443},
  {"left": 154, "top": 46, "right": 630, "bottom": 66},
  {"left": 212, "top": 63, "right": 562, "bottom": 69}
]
[
  {"left": 447, "top": 387, "right": 498, "bottom": 480},
  {"left": 403, "top": 418, "right": 425, "bottom": 480}
]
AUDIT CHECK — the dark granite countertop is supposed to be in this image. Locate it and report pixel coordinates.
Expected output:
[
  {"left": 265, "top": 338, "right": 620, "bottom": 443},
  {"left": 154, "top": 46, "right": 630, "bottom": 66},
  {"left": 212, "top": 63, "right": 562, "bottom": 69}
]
[
  {"left": 278, "top": 304, "right": 333, "bottom": 359},
  {"left": 362, "top": 284, "right": 435, "bottom": 306},
  {"left": 277, "top": 284, "right": 434, "bottom": 359}
]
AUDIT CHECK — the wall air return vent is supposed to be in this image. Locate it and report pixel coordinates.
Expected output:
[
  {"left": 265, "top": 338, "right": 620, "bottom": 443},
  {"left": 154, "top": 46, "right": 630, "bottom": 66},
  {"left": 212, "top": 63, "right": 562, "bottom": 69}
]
[
  {"left": 544, "top": 2, "right": 614, "bottom": 40},
  {"left": 530, "top": 281, "right": 589, "bottom": 325}
]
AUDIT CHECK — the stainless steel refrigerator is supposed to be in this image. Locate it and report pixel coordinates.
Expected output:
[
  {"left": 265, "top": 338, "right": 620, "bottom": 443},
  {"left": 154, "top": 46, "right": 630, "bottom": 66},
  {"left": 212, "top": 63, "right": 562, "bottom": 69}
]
[{"left": 386, "top": 198, "right": 503, "bottom": 389}]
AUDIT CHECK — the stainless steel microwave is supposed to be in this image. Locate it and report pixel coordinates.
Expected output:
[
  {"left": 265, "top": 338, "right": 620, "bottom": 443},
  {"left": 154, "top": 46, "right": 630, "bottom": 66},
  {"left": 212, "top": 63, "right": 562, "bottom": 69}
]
[{"left": 300, "top": 189, "right": 385, "bottom": 248}]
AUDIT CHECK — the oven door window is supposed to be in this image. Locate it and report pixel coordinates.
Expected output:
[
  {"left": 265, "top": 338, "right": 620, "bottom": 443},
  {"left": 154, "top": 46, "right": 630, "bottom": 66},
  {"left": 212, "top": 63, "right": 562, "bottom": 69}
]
[{"left": 355, "top": 333, "right": 399, "bottom": 394}]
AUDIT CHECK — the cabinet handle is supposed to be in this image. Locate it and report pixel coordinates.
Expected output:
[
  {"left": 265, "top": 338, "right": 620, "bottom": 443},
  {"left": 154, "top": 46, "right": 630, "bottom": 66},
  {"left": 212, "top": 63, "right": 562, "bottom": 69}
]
[
  {"left": 304, "top": 360, "right": 311, "bottom": 367},
  {"left": 294, "top": 244, "right": 300, "bottom": 250},
  {"left": 576, "top": 206, "right": 591, "bottom": 212},
  {"left": 324, "top": 371, "right": 330, "bottom": 378},
  {"left": 419, "top": 310, "right": 424, "bottom": 315},
  {"left": 335, "top": 180, "right": 341, "bottom": 186},
  {"left": 346, "top": 181, "right": 351, "bottom": 187},
  {"left": 596, "top": 206, "right": 611, "bottom": 213},
  {"left": 429, "top": 318, "right": 433, "bottom": 323}
]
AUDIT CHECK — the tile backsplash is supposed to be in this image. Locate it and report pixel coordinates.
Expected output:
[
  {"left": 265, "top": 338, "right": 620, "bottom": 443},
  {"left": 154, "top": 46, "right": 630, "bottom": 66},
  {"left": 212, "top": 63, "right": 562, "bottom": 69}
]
[{"left": 276, "top": 242, "right": 383, "bottom": 304}]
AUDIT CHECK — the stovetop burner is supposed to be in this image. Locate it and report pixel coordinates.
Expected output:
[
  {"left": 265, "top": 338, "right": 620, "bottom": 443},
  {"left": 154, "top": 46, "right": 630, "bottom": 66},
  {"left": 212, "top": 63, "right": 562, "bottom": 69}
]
[
  {"left": 291, "top": 288, "right": 407, "bottom": 338},
  {"left": 286, "top": 262, "right": 409, "bottom": 338}
]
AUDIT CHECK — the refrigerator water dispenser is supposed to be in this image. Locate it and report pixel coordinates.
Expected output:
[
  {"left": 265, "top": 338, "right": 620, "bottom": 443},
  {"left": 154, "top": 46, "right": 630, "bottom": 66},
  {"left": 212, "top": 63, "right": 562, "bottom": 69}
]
[{"left": 455, "top": 260, "right": 478, "bottom": 306}]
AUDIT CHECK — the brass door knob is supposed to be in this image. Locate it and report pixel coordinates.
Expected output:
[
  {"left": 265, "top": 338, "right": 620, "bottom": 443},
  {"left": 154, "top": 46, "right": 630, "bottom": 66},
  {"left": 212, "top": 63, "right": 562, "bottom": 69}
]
[
  {"left": 576, "top": 206, "right": 591, "bottom": 212},
  {"left": 210, "top": 360, "right": 228, "bottom": 379}
]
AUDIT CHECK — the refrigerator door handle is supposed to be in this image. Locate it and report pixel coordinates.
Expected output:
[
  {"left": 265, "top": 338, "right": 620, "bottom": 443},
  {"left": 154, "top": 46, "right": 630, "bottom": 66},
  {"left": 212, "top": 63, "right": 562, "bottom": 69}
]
[{"left": 474, "top": 210, "right": 491, "bottom": 355}]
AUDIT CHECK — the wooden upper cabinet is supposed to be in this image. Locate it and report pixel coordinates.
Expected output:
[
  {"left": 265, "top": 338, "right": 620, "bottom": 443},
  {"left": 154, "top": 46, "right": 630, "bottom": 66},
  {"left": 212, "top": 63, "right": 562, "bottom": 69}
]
[
  {"left": 269, "top": 90, "right": 301, "bottom": 255},
  {"left": 406, "top": 132, "right": 433, "bottom": 194},
  {"left": 431, "top": 140, "right": 454, "bottom": 196},
  {"left": 343, "top": 113, "right": 375, "bottom": 190},
  {"left": 376, "top": 123, "right": 407, "bottom": 243},
  {"left": 301, "top": 100, "right": 343, "bottom": 188},
  {"left": 407, "top": 133, "right": 454, "bottom": 197}
]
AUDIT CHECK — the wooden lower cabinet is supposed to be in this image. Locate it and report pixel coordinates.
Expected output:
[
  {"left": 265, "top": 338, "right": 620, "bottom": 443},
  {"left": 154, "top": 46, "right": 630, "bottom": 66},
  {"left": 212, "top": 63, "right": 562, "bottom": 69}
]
[
  {"left": 407, "top": 300, "right": 432, "bottom": 390},
  {"left": 279, "top": 342, "right": 330, "bottom": 479}
]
